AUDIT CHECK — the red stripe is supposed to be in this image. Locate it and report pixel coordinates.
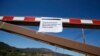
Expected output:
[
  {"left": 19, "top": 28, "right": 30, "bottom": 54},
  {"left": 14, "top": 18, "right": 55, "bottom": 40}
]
[
  {"left": 24, "top": 17, "right": 35, "bottom": 22},
  {"left": 70, "top": 18, "right": 81, "bottom": 24},
  {"left": 93, "top": 20, "right": 100, "bottom": 25},
  {"left": 3, "top": 16, "right": 14, "bottom": 21}
]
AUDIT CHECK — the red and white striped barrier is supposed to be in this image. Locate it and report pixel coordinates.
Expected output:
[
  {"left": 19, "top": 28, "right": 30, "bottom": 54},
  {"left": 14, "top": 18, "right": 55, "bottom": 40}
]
[{"left": 0, "top": 16, "right": 100, "bottom": 25}]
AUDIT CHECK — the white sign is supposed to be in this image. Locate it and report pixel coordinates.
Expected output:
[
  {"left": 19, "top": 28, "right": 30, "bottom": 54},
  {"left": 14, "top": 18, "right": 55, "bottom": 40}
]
[{"left": 38, "top": 17, "right": 63, "bottom": 33}]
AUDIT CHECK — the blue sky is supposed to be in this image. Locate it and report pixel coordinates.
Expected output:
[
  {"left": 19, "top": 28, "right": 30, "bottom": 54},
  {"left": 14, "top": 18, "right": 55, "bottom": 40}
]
[{"left": 0, "top": 0, "right": 100, "bottom": 56}]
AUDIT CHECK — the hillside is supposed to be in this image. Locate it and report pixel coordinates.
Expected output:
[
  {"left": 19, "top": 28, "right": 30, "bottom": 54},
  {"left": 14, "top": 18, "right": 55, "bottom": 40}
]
[{"left": 0, "top": 42, "right": 71, "bottom": 56}]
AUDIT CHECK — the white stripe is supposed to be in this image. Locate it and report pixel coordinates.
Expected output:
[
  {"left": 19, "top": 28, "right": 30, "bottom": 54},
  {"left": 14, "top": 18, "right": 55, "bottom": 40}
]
[
  {"left": 35, "top": 17, "right": 41, "bottom": 21},
  {"left": 13, "top": 17, "right": 24, "bottom": 21},
  {"left": 81, "top": 19, "right": 93, "bottom": 24},
  {"left": 62, "top": 19, "right": 69, "bottom": 23},
  {"left": 0, "top": 16, "right": 3, "bottom": 20}
]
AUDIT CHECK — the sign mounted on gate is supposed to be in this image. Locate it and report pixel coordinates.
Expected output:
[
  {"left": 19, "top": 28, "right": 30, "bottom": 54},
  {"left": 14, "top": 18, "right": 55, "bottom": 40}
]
[{"left": 38, "top": 17, "right": 63, "bottom": 33}]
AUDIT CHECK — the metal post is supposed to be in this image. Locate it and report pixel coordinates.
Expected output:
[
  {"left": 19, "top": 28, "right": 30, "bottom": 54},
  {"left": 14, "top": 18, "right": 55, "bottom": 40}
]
[{"left": 81, "top": 28, "right": 87, "bottom": 56}]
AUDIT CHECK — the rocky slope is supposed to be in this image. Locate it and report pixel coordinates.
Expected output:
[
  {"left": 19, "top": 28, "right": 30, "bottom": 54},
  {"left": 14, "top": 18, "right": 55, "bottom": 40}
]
[{"left": 0, "top": 42, "right": 71, "bottom": 56}]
